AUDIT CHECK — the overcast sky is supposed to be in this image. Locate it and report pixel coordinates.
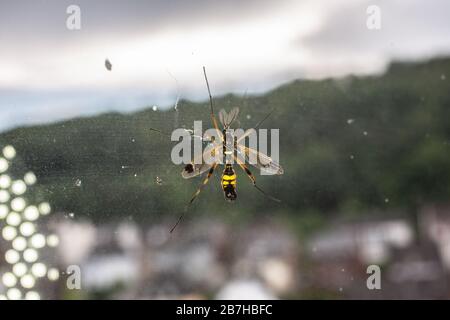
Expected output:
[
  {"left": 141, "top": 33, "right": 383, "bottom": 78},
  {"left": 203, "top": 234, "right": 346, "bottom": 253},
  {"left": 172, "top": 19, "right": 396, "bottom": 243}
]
[{"left": 1, "top": 0, "right": 450, "bottom": 132}]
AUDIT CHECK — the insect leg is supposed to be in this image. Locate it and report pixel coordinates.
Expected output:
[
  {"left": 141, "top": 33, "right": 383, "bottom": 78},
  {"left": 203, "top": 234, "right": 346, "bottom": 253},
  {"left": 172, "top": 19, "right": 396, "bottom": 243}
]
[
  {"left": 233, "top": 154, "right": 281, "bottom": 203},
  {"left": 188, "top": 163, "right": 218, "bottom": 205},
  {"left": 170, "top": 163, "right": 218, "bottom": 233}
]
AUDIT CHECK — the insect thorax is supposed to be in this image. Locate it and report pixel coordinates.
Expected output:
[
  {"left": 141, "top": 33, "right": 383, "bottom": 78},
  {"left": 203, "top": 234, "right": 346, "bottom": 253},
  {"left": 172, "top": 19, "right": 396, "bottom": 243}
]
[{"left": 222, "top": 129, "right": 237, "bottom": 164}]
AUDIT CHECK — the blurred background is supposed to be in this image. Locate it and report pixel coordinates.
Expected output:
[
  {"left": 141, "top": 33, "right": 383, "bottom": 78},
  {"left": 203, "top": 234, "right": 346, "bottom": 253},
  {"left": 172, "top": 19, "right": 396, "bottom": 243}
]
[{"left": 1, "top": 0, "right": 450, "bottom": 299}]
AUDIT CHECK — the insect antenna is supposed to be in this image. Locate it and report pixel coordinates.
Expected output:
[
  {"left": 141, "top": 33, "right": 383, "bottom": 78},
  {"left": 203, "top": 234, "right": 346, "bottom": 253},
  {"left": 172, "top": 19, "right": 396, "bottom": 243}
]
[
  {"left": 203, "top": 66, "right": 221, "bottom": 132},
  {"left": 254, "top": 109, "right": 275, "bottom": 129},
  {"left": 203, "top": 66, "right": 215, "bottom": 116},
  {"left": 149, "top": 128, "right": 171, "bottom": 137},
  {"left": 150, "top": 127, "right": 205, "bottom": 142}
]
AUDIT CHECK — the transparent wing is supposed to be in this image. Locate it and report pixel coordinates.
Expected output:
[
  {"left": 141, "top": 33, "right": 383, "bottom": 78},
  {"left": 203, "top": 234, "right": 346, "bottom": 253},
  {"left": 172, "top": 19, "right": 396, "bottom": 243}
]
[
  {"left": 236, "top": 144, "right": 284, "bottom": 175},
  {"left": 219, "top": 107, "right": 239, "bottom": 128},
  {"left": 219, "top": 109, "right": 227, "bottom": 128},
  {"left": 182, "top": 143, "right": 222, "bottom": 179},
  {"left": 225, "top": 107, "right": 239, "bottom": 127}
]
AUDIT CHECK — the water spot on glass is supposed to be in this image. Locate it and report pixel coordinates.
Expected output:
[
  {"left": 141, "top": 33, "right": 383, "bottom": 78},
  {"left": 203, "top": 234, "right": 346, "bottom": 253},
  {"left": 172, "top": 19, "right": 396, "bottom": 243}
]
[
  {"left": 363, "top": 131, "right": 368, "bottom": 136},
  {"left": 105, "top": 59, "right": 112, "bottom": 71},
  {"left": 441, "top": 74, "right": 446, "bottom": 80},
  {"left": 246, "top": 114, "right": 251, "bottom": 120},
  {"left": 68, "top": 213, "right": 75, "bottom": 219},
  {"left": 347, "top": 119, "right": 355, "bottom": 124},
  {"left": 131, "top": 138, "right": 136, "bottom": 143},
  {"left": 152, "top": 105, "right": 158, "bottom": 111},
  {"left": 384, "top": 198, "right": 389, "bottom": 203},
  {"left": 350, "top": 155, "right": 355, "bottom": 160}
]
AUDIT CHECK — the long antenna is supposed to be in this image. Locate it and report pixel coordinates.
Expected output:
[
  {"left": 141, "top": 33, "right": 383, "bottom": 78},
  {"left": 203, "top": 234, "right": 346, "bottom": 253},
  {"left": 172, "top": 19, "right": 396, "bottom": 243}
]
[
  {"left": 203, "top": 66, "right": 214, "bottom": 116},
  {"left": 254, "top": 109, "right": 275, "bottom": 129},
  {"left": 203, "top": 66, "right": 220, "bottom": 131},
  {"left": 149, "top": 127, "right": 170, "bottom": 138}
]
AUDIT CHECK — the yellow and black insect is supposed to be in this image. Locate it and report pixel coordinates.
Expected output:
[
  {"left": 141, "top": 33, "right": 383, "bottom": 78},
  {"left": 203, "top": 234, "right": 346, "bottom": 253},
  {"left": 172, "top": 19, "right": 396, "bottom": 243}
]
[
  {"left": 182, "top": 68, "right": 283, "bottom": 201},
  {"left": 170, "top": 67, "right": 284, "bottom": 232}
]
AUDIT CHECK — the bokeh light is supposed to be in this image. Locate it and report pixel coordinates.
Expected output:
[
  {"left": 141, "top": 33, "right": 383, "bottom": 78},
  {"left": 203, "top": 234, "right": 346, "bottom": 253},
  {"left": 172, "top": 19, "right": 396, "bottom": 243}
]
[
  {"left": 5, "top": 249, "right": 20, "bottom": 264},
  {"left": 12, "top": 263, "right": 28, "bottom": 277},
  {"left": 0, "top": 174, "right": 11, "bottom": 188},
  {"left": 30, "top": 233, "right": 46, "bottom": 249},
  {"left": 24, "top": 206, "right": 39, "bottom": 221},
  {"left": 0, "top": 144, "right": 58, "bottom": 300},
  {"left": 23, "top": 248, "right": 39, "bottom": 263},
  {"left": 12, "top": 236, "right": 27, "bottom": 251},
  {"left": 23, "top": 172, "right": 37, "bottom": 185},
  {"left": 25, "top": 291, "right": 40, "bottom": 300},
  {"left": 19, "top": 222, "right": 35, "bottom": 237},
  {"left": 3, "top": 146, "right": 16, "bottom": 160},
  {"left": 38, "top": 202, "right": 51, "bottom": 215},
  {"left": 6, "top": 288, "right": 22, "bottom": 300},
  {"left": 6, "top": 212, "right": 22, "bottom": 226},
  {"left": 11, "top": 197, "right": 26, "bottom": 212},
  {"left": 46, "top": 234, "right": 59, "bottom": 247},
  {"left": 31, "top": 263, "right": 47, "bottom": 278},
  {"left": 3, "top": 226, "right": 17, "bottom": 241},
  {"left": 20, "top": 274, "right": 36, "bottom": 289},
  {"left": 0, "top": 190, "right": 10, "bottom": 203},
  {"left": 47, "top": 268, "right": 60, "bottom": 281},
  {"left": 2, "top": 272, "right": 17, "bottom": 287},
  {"left": 11, "top": 180, "right": 27, "bottom": 195},
  {"left": 0, "top": 158, "right": 9, "bottom": 173},
  {"left": 0, "top": 204, "right": 9, "bottom": 219}
]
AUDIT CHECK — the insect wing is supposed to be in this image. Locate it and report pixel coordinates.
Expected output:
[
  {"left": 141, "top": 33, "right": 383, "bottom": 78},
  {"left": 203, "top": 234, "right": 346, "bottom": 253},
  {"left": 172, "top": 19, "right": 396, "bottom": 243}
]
[
  {"left": 236, "top": 144, "right": 284, "bottom": 175},
  {"left": 219, "top": 109, "right": 227, "bottom": 128},
  {"left": 182, "top": 143, "right": 222, "bottom": 178},
  {"left": 219, "top": 107, "right": 240, "bottom": 128},
  {"left": 225, "top": 107, "right": 239, "bottom": 127}
]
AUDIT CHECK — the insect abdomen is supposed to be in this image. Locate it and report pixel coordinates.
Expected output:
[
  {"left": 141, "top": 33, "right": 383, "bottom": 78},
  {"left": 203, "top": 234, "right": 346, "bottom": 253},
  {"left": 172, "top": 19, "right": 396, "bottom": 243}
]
[{"left": 222, "top": 166, "right": 237, "bottom": 201}]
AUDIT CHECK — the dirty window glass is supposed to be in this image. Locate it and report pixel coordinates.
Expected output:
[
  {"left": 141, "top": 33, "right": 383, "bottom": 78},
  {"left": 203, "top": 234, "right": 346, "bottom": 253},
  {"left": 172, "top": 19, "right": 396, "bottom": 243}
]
[{"left": 1, "top": 0, "right": 450, "bottom": 300}]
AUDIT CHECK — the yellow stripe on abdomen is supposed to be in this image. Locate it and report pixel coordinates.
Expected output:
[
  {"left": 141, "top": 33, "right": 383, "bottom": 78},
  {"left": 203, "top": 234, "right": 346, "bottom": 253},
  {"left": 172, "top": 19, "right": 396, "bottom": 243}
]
[
  {"left": 222, "top": 174, "right": 237, "bottom": 186},
  {"left": 223, "top": 174, "right": 236, "bottom": 181}
]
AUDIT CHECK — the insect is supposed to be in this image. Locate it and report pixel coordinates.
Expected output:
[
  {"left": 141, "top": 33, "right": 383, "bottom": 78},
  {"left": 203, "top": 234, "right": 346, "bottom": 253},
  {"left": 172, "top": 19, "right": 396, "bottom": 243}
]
[{"left": 170, "top": 67, "right": 284, "bottom": 232}]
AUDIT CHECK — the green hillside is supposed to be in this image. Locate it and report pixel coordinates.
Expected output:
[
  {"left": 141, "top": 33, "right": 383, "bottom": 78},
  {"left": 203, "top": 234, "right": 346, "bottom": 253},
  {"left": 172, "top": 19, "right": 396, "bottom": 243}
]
[{"left": 1, "top": 57, "right": 450, "bottom": 226}]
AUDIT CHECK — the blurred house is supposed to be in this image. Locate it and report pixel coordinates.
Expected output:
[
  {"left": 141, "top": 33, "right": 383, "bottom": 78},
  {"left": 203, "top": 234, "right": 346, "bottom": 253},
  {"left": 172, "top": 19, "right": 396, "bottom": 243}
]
[
  {"left": 52, "top": 217, "right": 299, "bottom": 299},
  {"left": 306, "top": 211, "right": 450, "bottom": 299},
  {"left": 38, "top": 206, "right": 450, "bottom": 299}
]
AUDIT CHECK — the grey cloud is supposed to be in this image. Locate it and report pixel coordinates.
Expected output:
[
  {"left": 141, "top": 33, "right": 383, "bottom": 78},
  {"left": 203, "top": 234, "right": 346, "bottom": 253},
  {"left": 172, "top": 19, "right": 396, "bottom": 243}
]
[
  {"left": 302, "top": 0, "right": 450, "bottom": 58},
  {"left": 0, "top": 0, "right": 285, "bottom": 43}
]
